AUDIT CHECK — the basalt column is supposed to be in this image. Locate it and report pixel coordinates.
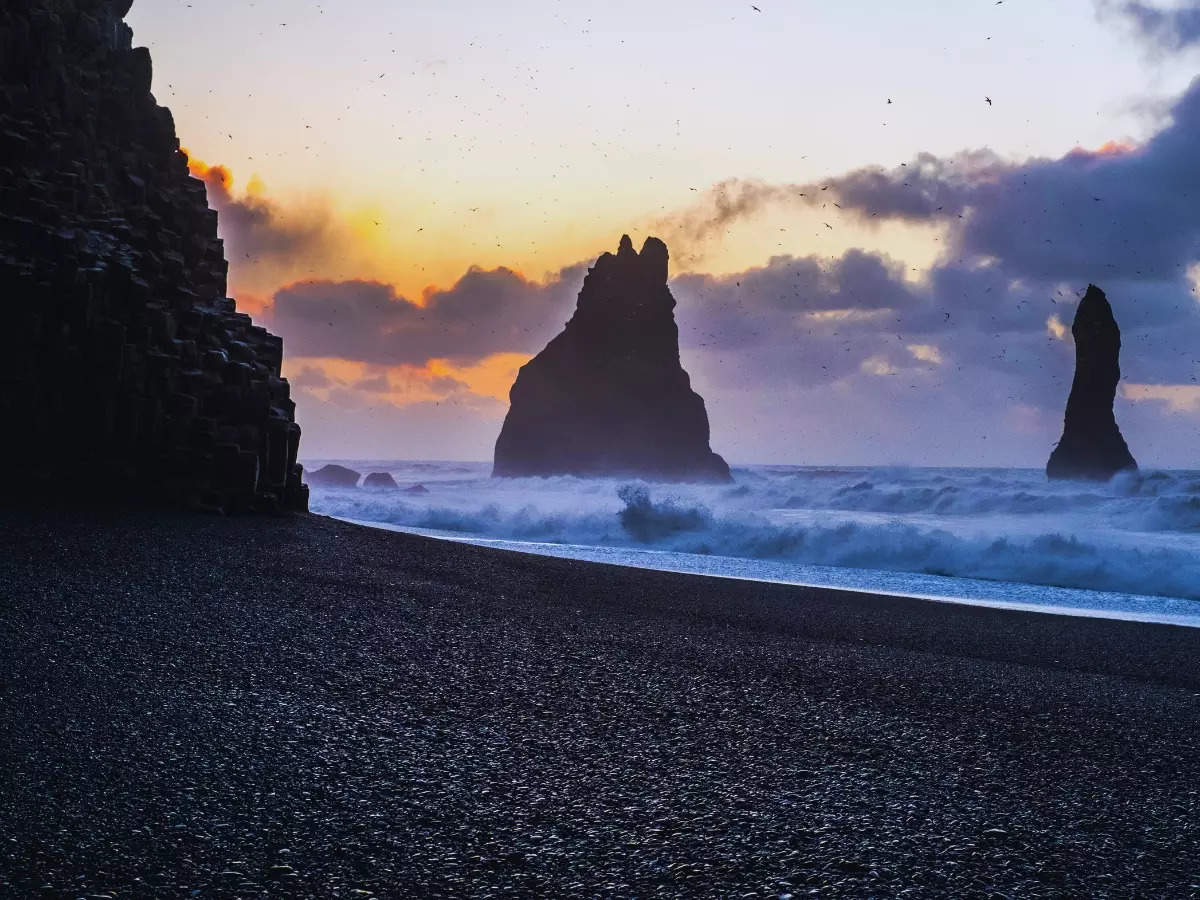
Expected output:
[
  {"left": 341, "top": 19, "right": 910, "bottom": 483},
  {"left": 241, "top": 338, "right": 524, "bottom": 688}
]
[{"left": 0, "top": 0, "right": 307, "bottom": 511}]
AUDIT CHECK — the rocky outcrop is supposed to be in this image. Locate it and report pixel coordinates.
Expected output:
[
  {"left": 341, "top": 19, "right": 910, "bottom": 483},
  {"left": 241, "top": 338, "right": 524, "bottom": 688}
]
[
  {"left": 494, "top": 235, "right": 730, "bottom": 482},
  {"left": 308, "top": 465, "right": 361, "bottom": 489},
  {"left": 1047, "top": 285, "right": 1138, "bottom": 481},
  {"left": 0, "top": 0, "right": 306, "bottom": 511},
  {"left": 362, "top": 472, "right": 398, "bottom": 491}
]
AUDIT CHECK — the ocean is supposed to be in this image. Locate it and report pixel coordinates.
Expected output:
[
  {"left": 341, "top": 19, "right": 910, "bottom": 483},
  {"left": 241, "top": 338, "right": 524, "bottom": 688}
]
[{"left": 305, "top": 461, "right": 1200, "bottom": 627}]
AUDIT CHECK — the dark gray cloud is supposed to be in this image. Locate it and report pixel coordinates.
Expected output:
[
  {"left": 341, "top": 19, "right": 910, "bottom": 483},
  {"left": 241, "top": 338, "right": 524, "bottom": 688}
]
[
  {"left": 663, "top": 179, "right": 801, "bottom": 252},
  {"left": 267, "top": 264, "right": 585, "bottom": 365},
  {"left": 658, "top": 150, "right": 1010, "bottom": 260},
  {"left": 671, "top": 253, "right": 1200, "bottom": 465},
  {"left": 835, "top": 79, "right": 1200, "bottom": 287},
  {"left": 1110, "top": 1, "right": 1200, "bottom": 51},
  {"left": 673, "top": 251, "right": 1068, "bottom": 394},
  {"left": 272, "top": 240, "right": 1198, "bottom": 421},
  {"left": 668, "top": 78, "right": 1200, "bottom": 292},
  {"left": 668, "top": 242, "right": 1200, "bottom": 445},
  {"left": 278, "top": 237, "right": 1200, "bottom": 465},
  {"left": 821, "top": 150, "right": 1009, "bottom": 223},
  {"left": 658, "top": 76, "right": 1200, "bottom": 396}
]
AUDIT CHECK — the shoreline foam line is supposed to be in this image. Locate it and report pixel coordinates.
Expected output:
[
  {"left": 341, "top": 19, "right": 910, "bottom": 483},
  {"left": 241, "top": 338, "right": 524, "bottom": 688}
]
[{"left": 331, "top": 516, "right": 1200, "bottom": 630}]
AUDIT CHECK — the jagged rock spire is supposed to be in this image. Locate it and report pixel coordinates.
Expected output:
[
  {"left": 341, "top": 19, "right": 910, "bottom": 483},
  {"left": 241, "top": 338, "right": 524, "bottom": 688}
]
[{"left": 493, "top": 235, "right": 731, "bottom": 482}]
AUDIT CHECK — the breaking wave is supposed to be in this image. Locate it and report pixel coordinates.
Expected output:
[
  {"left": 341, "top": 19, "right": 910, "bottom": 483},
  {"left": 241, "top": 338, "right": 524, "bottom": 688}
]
[{"left": 307, "top": 461, "right": 1200, "bottom": 602}]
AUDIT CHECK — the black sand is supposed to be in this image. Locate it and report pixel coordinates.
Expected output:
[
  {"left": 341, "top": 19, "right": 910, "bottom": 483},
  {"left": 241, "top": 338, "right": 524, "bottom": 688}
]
[{"left": 2, "top": 509, "right": 1199, "bottom": 897}]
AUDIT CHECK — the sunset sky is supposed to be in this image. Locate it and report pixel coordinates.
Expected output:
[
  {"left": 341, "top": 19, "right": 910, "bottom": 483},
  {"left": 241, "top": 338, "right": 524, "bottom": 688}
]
[{"left": 126, "top": 0, "right": 1200, "bottom": 466}]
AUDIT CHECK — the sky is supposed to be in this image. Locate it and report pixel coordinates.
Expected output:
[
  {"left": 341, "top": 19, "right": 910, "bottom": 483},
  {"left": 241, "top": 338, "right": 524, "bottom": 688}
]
[{"left": 126, "top": 0, "right": 1200, "bottom": 466}]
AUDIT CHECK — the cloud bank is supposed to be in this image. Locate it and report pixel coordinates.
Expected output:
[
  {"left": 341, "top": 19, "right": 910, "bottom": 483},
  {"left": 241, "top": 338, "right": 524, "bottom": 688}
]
[
  {"left": 207, "top": 78, "right": 1200, "bottom": 465},
  {"left": 1108, "top": 1, "right": 1200, "bottom": 52},
  {"left": 268, "top": 264, "right": 585, "bottom": 367}
]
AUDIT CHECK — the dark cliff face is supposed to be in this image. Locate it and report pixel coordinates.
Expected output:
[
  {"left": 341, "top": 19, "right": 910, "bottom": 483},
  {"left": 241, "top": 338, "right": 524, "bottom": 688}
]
[
  {"left": 0, "top": 0, "right": 306, "bottom": 511},
  {"left": 1046, "top": 285, "right": 1138, "bottom": 481},
  {"left": 493, "top": 235, "right": 731, "bottom": 483}
]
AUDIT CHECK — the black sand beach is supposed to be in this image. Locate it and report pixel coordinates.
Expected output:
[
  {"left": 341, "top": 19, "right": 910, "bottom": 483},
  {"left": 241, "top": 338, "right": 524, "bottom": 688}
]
[{"left": 3, "top": 508, "right": 1199, "bottom": 897}]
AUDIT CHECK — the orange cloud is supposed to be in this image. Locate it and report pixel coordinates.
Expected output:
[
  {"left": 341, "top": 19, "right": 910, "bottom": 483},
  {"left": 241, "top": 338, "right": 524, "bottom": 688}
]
[
  {"left": 232, "top": 290, "right": 271, "bottom": 318},
  {"left": 1094, "top": 139, "right": 1135, "bottom": 157},
  {"left": 181, "top": 148, "right": 233, "bottom": 193},
  {"left": 428, "top": 352, "right": 531, "bottom": 402},
  {"left": 1066, "top": 139, "right": 1138, "bottom": 161}
]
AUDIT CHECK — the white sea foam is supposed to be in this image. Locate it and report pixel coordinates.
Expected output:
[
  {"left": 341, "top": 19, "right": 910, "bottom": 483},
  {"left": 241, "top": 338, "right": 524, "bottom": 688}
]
[{"left": 307, "top": 461, "right": 1200, "bottom": 609}]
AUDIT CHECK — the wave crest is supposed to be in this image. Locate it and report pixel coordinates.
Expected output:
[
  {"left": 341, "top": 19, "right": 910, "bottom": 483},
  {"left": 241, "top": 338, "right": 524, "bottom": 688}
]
[{"left": 307, "top": 462, "right": 1200, "bottom": 601}]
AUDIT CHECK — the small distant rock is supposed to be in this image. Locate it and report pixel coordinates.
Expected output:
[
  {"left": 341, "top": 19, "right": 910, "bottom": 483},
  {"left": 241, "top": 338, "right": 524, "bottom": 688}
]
[
  {"left": 362, "top": 472, "right": 399, "bottom": 491},
  {"left": 403, "top": 483, "right": 430, "bottom": 494},
  {"left": 307, "top": 464, "right": 362, "bottom": 488}
]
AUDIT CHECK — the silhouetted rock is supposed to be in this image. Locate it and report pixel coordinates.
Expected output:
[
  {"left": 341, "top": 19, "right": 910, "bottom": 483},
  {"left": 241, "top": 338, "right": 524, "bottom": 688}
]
[
  {"left": 493, "top": 235, "right": 731, "bottom": 483},
  {"left": 0, "top": 0, "right": 306, "bottom": 512},
  {"left": 308, "top": 465, "right": 361, "bottom": 489},
  {"left": 1047, "top": 285, "right": 1138, "bottom": 481},
  {"left": 362, "top": 472, "right": 398, "bottom": 491},
  {"left": 403, "top": 483, "right": 430, "bottom": 494}
]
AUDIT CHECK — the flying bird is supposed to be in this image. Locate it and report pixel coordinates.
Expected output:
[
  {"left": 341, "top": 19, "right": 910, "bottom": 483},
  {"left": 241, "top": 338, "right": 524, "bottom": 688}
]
[
  {"left": 751, "top": 4, "right": 762, "bottom": 10},
  {"left": 985, "top": 96, "right": 993, "bottom": 106}
]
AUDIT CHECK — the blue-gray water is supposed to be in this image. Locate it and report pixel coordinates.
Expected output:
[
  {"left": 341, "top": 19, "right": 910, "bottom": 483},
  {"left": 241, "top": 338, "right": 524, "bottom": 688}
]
[{"left": 307, "top": 461, "right": 1200, "bottom": 627}]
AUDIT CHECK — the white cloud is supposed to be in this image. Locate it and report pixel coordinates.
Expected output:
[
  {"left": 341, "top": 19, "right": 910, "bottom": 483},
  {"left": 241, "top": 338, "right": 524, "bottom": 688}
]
[
  {"left": 1123, "top": 383, "right": 1200, "bottom": 412},
  {"left": 1046, "top": 314, "right": 1069, "bottom": 340},
  {"left": 860, "top": 355, "right": 899, "bottom": 377},
  {"left": 907, "top": 344, "right": 943, "bottom": 365}
]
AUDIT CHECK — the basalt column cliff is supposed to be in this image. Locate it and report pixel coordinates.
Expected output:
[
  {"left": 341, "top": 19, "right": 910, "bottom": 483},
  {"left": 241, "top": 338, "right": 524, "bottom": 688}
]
[
  {"left": 0, "top": 0, "right": 306, "bottom": 511},
  {"left": 1046, "top": 284, "right": 1138, "bottom": 481},
  {"left": 494, "top": 235, "right": 731, "bottom": 483}
]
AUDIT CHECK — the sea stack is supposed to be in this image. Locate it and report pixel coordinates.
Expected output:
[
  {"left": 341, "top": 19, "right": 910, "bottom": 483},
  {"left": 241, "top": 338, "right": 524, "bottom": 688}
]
[
  {"left": 362, "top": 471, "right": 399, "bottom": 491},
  {"left": 1046, "top": 285, "right": 1138, "bottom": 481},
  {"left": 493, "top": 235, "right": 731, "bottom": 482},
  {"left": 308, "top": 464, "right": 363, "bottom": 489},
  {"left": 0, "top": 0, "right": 306, "bottom": 511}
]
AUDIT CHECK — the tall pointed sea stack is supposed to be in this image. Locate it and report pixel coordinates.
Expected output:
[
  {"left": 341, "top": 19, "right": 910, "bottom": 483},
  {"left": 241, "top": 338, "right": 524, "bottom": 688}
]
[
  {"left": 493, "top": 235, "right": 731, "bottom": 482},
  {"left": 1046, "top": 284, "right": 1137, "bottom": 481},
  {"left": 0, "top": 0, "right": 306, "bottom": 511}
]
